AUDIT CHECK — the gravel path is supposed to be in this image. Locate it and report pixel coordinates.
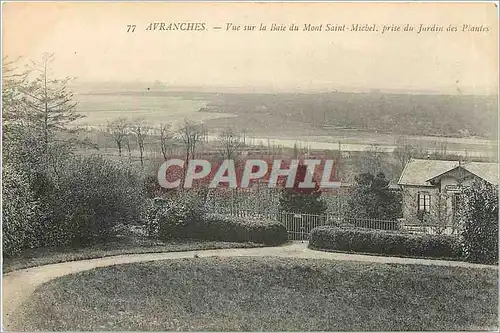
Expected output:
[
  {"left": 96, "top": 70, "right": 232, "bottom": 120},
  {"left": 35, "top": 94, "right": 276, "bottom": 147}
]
[{"left": 2, "top": 242, "right": 496, "bottom": 331}]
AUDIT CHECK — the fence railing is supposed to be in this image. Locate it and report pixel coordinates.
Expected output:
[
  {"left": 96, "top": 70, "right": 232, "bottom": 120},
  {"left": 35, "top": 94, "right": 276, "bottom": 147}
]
[
  {"left": 207, "top": 208, "right": 403, "bottom": 241},
  {"left": 337, "top": 217, "right": 402, "bottom": 231},
  {"left": 206, "top": 206, "right": 462, "bottom": 238},
  {"left": 401, "top": 224, "right": 460, "bottom": 235}
]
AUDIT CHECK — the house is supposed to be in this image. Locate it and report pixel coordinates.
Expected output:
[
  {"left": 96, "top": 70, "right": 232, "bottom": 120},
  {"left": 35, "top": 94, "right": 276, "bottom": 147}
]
[{"left": 398, "top": 158, "right": 498, "bottom": 229}]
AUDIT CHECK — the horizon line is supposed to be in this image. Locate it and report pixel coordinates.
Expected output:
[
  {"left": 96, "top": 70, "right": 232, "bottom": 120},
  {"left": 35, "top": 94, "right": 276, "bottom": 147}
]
[{"left": 69, "top": 80, "right": 498, "bottom": 97}]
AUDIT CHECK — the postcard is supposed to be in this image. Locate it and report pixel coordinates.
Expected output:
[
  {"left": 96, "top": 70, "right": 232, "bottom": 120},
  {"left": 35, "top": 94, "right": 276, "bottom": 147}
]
[{"left": 2, "top": 2, "right": 498, "bottom": 332}]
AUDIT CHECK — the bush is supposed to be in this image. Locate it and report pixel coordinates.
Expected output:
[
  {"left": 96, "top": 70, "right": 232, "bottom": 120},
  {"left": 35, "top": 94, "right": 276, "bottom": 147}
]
[
  {"left": 460, "top": 181, "right": 498, "bottom": 264},
  {"left": 151, "top": 198, "right": 288, "bottom": 245},
  {"left": 309, "top": 226, "right": 462, "bottom": 259},
  {"left": 194, "top": 214, "right": 288, "bottom": 245},
  {"left": 279, "top": 164, "right": 327, "bottom": 215},
  {"left": 157, "top": 200, "right": 205, "bottom": 240},
  {"left": 149, "top": 190, "right": 208, "bottom": 240},
  {"left": 143, "top": 198, "right": 165, "bottom": 237},
  {"left": 49, "top": 155, "right": 147, "bottom": 245},
  {"left": 346, "top": 172, "right": 402, "bottom": 220},
  {"left": 146, "top": 188, "right": 287, "bottom": 245},
  {"left": 9, "top": 155, "right": 149, "bottom": 250},
  {"left": 2, "top": 163, "right": 41, "bottom": 257}
]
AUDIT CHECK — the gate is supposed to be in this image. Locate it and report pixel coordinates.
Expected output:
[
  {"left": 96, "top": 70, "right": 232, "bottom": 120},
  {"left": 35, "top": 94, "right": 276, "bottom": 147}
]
[{"left": 278, "top": 212, "right": 329, "bottom": 241}]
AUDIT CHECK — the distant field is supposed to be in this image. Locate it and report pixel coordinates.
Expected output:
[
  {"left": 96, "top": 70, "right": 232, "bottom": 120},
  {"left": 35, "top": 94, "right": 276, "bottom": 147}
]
[
  {"left": 73, "top": 92, "right": 235, "bottom": 127},
  {"left": 71, "top": 90, "right": 497, "bottom": 159}
]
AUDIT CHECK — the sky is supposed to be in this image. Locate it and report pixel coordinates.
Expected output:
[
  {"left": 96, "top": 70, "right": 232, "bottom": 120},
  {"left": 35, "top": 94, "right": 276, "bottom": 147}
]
[{"left": 2, "top": 2, "right": 499, "bottom": 94}]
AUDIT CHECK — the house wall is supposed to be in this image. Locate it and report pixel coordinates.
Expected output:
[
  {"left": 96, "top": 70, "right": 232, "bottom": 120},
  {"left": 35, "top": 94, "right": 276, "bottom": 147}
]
[
  {"left": 401, "top": 185, "right": 439, "bottom": 225},
  {"left": 438, "top": 168, "right": 476, "bottom": 192},
  {"left": 439, "top": 174, "right": 475, "bottom": 220},
  {"left": 402, "top": 168, "right": 479, "bottom": 226}
]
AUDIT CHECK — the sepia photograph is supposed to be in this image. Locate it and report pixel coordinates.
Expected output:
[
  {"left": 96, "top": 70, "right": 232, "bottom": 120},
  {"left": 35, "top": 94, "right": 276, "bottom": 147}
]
[{"left": 2, "top": 1, "right": 499, "bottom": 331}]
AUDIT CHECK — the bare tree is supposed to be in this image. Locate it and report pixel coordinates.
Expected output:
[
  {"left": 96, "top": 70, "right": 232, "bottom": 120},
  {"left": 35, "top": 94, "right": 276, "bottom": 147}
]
[
  {"left": 131, "top": 118, "right": 150, "bottom": 166},
  {"left": 394, "top": 136, "right": 418, "bottom": 170},
  {"left": 218, "top": 128, "right": 242, "bottom": 160},
  {"left": 18, "top": 53, "right": 83, "bottom": 149},
  {"left": 2, "top": 56, "right": 28, "bottom": 127},
  {"left": 125, "top": 135, "right": 133, "bottom": 162},
  {"left": 178, "top": 119, "right": 204, "bottom": 186},
  {"left": 107, "top": 117, "right": 130, "bottom": 157},
  {"left": 179, "top": 119, "right": 204, "bottom": 160},
  {"left": 159, "top": 123, "right": 174, "bottom": 160},
  {"left": 242, "top": 128, "right": 247, "bottom": 146},
  {"left": 2, "top": 56, "right": 30, "bottom": 154}
]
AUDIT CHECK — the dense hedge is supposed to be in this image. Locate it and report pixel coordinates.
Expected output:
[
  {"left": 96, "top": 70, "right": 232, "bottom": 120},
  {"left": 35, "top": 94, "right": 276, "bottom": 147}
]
[
  {"left": 2, "top": 163, "right": 41, "bottom": 256},
  {"left": 2, "top": 155, "right": 147, "bottom": 257},
  {"left": 309, "top": 226, "right": 462, "bottom": 259},
  {"left": 151, "top": 199, "right": 288, "bottom": 245},
  {"left": 459, "top": 181, "right": 498, "bottom": 265},
  {"left": 195, "top": 214, "right": 288, "bottom": 245}
]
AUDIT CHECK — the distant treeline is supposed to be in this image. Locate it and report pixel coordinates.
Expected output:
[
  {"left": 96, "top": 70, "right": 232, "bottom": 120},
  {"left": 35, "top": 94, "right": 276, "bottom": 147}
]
[{"left": 198, "top": 92, "right": 497, "bottom": 138}]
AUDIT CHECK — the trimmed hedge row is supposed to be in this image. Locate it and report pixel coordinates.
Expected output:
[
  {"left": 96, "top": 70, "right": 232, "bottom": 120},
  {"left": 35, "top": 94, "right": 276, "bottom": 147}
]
[
  {"left": 198, "top": 214, "right": 288, "bottom": 245},
  {"left": 309, "top": 226, "right": 462, "bottom": 259},
  {"left": 158, "top": 211, "right": 288, "bottom": 246}
]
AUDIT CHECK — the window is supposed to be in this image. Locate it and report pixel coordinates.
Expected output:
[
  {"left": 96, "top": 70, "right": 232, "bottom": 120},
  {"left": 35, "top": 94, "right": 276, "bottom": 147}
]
[
  {"left": 417, "top": 192, "right": 431, "bottom": 221},
  {"left": 452, "top": 194, "right": 462, "bottom": 222},
  {"left": 418, "top": 192, "right": 431, "bottom": 212}
]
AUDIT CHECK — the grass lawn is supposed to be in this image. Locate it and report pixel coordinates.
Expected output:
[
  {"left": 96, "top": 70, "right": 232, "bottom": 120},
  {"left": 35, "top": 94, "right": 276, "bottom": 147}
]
[
  {"left": 2, "top": 237, "right": 264, "bottom": 273},
  {"left": 16, "top": 257, "right": 498, "bottom": 331}
]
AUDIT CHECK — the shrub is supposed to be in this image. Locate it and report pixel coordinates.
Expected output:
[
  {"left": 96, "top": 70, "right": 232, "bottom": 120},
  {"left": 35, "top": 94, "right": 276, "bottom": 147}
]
[
  {"left": 459, "top": 181, "right": 498, "bottom": 264},
  {"left": 346, "top": 172, "right": 402, "bottom": 220},
  {"left": 309, "top": 226, "right": 462, "bottom": 259},
  {"left": 153, "top": 207, "right": 287, "bottom": 245},
  {"left": 26, "top": 155, "right": 148, "bottom": 248},
  {"left": 2, "top": 163, "right": 41, "bottom": 257},
  {"left": 56, "top": 155, "right": 147, "bottom": 244},
  {"left": 157, "top": 200, "right": 204, "bottom": 240},
  {"left": 143, "top": 198, "right": 166, "bottom": 237},
  {"left": 194, "top": 214, "right": 288, "bottom": 245},
  {"left": 153, "top": 190, "right": 208, "bottom": 240},
  {"left": 279, "top": 164, "right": 327, "bottom": 215},
  {"left": 146, "top": 188, "right": 287, "bottom": 245}
]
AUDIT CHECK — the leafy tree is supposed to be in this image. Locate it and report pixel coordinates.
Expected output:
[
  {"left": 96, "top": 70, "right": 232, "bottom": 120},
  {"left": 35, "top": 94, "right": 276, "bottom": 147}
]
[
  {"left": 2, "top": 55, "right": 150, "bottom": 253},
  {"left": 279, "top": 164, "right": 326, "bottom": 214},
  {"left": 4, "top": 54, "right": 84, "bottom": 182},
  {"left": 356, "top": 144, "right": 388, "bottom": 175},
  {"left": 346, "top": 172, "right": 402, "bottom": 220},
  {"left": 459, "top": 181, "right": 498, "bottom": 264}
]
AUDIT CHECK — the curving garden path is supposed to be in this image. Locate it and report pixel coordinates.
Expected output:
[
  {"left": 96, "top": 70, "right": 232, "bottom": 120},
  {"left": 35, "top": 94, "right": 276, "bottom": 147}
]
[{"left": 2, "top": 241, "right": 496, "bottom": 331}]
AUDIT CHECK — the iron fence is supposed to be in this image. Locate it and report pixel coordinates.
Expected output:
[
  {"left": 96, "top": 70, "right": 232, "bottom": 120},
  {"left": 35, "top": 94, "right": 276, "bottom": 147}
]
[
  {"left": 207, "top": 208, "right": 403, "bottom": 241},
  {"left": 339, "top": 217, "right": 402, "bottom": 231}
]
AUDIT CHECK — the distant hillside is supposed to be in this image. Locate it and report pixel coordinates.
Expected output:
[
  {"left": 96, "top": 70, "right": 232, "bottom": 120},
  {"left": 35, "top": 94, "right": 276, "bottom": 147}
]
[
  {"left": 70, "top": 81, "right": 497, "bottom": 139},
  {"left": 199, "top": 92, "right": 497, "bottom": 139}
]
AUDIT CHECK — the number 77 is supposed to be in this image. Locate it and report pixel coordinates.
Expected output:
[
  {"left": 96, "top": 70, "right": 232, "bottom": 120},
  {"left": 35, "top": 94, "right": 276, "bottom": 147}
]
[{"left": 127, "top": 25, "right": 136, "bottom": 32}]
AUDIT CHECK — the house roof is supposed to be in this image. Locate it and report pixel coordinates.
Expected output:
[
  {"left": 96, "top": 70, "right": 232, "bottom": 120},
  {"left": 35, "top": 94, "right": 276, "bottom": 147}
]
[
  {"left": 398, "top": 158, "right": 498, "bottom": 186},
  {"left": 461, "top": 162, "right": 499, "bottom": 185}
]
